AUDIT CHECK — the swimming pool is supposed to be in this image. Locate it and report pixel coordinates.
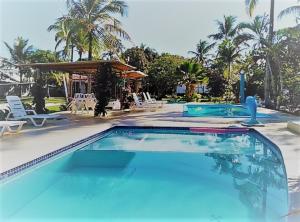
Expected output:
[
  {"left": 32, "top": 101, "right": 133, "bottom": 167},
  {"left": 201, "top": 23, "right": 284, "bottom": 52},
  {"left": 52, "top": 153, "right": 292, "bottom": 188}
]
[
  {"left": 0, "top": 126, "right": 288, "bottom": 222},
  {"left": 183, "top": 104, "right": 270, "bottom": 117}
]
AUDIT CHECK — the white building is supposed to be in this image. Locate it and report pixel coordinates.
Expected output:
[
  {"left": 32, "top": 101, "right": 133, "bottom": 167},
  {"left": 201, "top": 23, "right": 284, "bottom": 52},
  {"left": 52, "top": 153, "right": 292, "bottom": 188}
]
[{"left": 176, "top": 84, "right": 208, "bottom": 95}]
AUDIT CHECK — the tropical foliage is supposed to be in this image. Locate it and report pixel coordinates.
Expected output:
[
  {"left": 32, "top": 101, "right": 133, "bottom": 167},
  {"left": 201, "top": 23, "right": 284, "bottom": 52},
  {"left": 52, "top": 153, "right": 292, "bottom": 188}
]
[
  {"left": 188, "top": 40, "right": 215, "bottom": 65},
  {"left": 48, "top": 0, "right": 130, "bottom": 61},
  {"left": 178, "top": 62, "right": 206, "bottom": 102},
  {"left": 94, "top": 62, "right": 117, "bottom": 116},
  {"left": 146, "top": 53, "right": 186, "bottom": 99},
  {"left": 4, "top": 37, "right": 33, "bottom": 96}
]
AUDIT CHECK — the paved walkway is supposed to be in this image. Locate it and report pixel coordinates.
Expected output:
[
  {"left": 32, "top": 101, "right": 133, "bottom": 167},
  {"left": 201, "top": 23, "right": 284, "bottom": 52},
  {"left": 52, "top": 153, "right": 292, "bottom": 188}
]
[{"left": 0, "top": 104, "right": 299, "bottom": 221}]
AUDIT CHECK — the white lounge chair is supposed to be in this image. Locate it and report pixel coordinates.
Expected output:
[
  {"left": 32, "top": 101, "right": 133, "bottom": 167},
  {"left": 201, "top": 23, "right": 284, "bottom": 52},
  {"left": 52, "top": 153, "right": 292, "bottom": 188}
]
[
  {"left": 146, "top": 92, "right": 162, "bottom": 108},
  {"left": 132, "top": 93, "right": 147, "bottom": 108},
  {"left": 0, "top": 121, "right": 26, "bottom": 137},
  {"left": 143, "top": 92, "right": 159, "bottom": 108},
  {"left": 133, "top": 93, "right": 156, "bottom": 111},
  {"left": 143, "top": 92, "right": 151, "bottom": 103},
  {"left": 6, "top": 96, "right": 62, "bottom": 127},
  {"left": 146, "top": 92, "right": 157, "bottom": 103}
]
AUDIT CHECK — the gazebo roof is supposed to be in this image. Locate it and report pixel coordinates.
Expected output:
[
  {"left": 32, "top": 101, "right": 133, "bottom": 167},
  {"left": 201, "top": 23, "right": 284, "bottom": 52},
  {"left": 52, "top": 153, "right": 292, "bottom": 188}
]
[
  {"left": 121, "top": 71, "right": 148, "bottom": 79},
  {"left": 18, "top": 60, "right": 136, "bottom": 74}
]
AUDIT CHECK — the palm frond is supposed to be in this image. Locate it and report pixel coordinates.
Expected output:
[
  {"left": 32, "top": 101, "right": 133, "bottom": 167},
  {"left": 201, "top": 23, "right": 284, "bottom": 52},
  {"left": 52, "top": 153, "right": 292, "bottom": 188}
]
[
  {"left": 208, "top": 33, "right": 223, "bottom": 40},
  {"left": 100, "top": 0, "right": 128, "bottom": 16},
  {"left": 103, "top": 23, "right": 131, "bottom": 41},
  {"left": 278, "top": 5, "right": 300, "bottom": 19},
  {"left": 245, "top": 0, "right": 259, "bottom": 17}
]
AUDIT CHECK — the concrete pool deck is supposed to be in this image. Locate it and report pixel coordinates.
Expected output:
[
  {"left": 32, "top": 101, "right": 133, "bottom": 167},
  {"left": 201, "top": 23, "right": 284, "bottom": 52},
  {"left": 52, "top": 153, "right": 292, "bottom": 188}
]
[{"left": 0, "top": 104, "right": 299, "bottom": 221}]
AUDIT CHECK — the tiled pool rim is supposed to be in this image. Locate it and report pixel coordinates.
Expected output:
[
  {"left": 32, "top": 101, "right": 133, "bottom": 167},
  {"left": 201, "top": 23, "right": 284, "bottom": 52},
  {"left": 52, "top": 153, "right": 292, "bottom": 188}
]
[{"left": 0, "top": 125, "right": 287, "bottom": 182}]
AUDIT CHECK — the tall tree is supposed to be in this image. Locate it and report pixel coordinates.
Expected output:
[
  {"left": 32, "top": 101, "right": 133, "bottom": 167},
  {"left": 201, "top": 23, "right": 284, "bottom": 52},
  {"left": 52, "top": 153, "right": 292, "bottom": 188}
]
[
  {"left": 208, "top": 15, "right": 240, "bottom": 41},
  {"left": 48, "top": 18, "right": 75, "bottom": 61},
  {"left": 188, "top": 40, "right": 215, "bottom": 65},
  {"left": 217, "top": 39, "right": 243, "bottom": 80},
  {"left": 147, "top": 54, "right": 186, "bottom": 98},
  {"left": 66, "top": 0, "right": 130, "bottom": 60},
  {"left": 122, "top": 47, "right": 148, "bottom": 72},
  {"left": 239, "top": 15, "right": 269, "bottom": 50},
  {"left": 245, "top": 0, "right": 275, "bottom": 107},
  {"left": 102, "top": 36, "right": 124, "bottom": 60},
  {"left": 4, "top": 37, "right": 33, "bottom": 96}
]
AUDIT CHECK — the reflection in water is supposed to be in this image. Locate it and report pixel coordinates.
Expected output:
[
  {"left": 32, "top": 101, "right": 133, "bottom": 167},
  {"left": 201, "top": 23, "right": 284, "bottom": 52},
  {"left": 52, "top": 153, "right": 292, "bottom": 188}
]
[{"left": 206, "top": 136, "right": 288, "bottom": 221}]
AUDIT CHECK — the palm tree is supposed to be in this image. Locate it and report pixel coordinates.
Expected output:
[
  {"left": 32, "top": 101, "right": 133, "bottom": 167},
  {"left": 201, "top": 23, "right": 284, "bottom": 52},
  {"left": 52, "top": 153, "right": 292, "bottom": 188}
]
[
  {"left": 72, "top": 28, "right": 89, "bottom": 61},
  {"left": 66, "top": 0, "right": 130, "bottom": 60},
  {"left": 4, "top": 37, "right": 33, "bottom": 64},
  {"left": 102, "top": 36, "right": 124, "bottom": 60},
  {"left": 188, "top": 40, "right": 215, "bottom": 65},
  {"left": 217, "top": 39, "right": 243, "bottom": 80},
  {"left": 245, "top": 0, "right": 275, "bottom": 107},
  {"left": 278, "top": 2, "right": 300, "bottom": 19},
  {"left": 245, "top": 0, "right": 275, "bottom": 42},
  {"left": 4, "top": 37, "right": 33, "bottom": 96},
  {"left": 208, "top": 15, "right": 240, "bottom": 41},
  {"left": 47, "top": 18, "right": 75, "bottom": 61},
  {"left": 239, "top": 15, "right": 269, "bottom": 50},
  {"left": 178, "top": 61, "right": 205, "bottom": 102}
]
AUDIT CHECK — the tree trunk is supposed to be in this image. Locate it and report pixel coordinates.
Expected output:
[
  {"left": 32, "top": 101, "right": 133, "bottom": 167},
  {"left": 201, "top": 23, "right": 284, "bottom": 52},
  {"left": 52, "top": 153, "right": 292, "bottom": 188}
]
[
  {"left": 88, "top": 32, "right": 93, "bottom": 61},
  {"left": 79, "top": 51, "right": 82, "bottom": 61},
  {"left": 264, "top": 57, "right": 271, "bottom": 107},
  {"left": 228, "top": 62, "right": 231, "bottom": 81},
  {"left": 264, "top": 0, "right": 275, "bottom": 108},
  {"left": 71, "top": 45, "right": 74, "bottom": 62},
  {"left": 269, "top": 0, "right": 275, "bottom": 42},
  {"left": 19, "top": 71, "right": 23, "bottom": 97}
]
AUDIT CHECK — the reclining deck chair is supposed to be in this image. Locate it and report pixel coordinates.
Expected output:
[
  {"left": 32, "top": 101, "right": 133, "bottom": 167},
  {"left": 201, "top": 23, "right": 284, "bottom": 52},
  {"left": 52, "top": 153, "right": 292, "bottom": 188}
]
[
  {"left": 0, "top": 121, "right": 26, "bottom": 137},
  {"left": 6, "top": 96, "right": 62, "bottom": 127}
]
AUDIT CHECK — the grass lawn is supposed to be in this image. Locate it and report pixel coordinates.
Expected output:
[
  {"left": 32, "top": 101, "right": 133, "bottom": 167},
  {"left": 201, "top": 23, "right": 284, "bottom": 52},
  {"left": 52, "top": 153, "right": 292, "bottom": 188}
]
[
  {"left": 46, "top": 97, "right": 67, "bottom": 104},
  {"left": 0, "top": 97, "right": 66, "bottom": 105},
  {"left": 47, "top": 105, "right": 63, "bottom": 113}
]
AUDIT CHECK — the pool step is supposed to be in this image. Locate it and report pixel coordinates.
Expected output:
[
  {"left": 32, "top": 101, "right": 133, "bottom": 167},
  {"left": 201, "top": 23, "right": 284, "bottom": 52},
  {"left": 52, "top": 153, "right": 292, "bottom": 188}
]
[{"left": 71, "top": 150, "right": 135, "bottom": 168}]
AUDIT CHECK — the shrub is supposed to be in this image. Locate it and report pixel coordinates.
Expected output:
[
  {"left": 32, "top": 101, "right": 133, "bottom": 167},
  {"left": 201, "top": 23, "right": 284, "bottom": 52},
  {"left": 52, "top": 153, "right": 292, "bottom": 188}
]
[
  {"left": 0, "top": 109, "right": 9, "bottom": 120},
  {"left": 94, "top": 63, "right": 117, "bottom": 117}
]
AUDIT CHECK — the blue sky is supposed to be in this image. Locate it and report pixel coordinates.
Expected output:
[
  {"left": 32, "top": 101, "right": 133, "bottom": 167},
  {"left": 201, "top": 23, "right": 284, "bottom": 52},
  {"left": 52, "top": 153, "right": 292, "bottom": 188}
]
[{"left": 0, "top": 0, "right": 297, "bottom": 59}]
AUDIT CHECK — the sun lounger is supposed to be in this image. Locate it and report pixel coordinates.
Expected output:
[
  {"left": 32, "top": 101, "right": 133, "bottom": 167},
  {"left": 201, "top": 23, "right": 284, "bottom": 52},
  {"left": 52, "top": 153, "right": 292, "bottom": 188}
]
[
  {"left": 133, "top": 93, "right": 149, "bottom": 109},
  {"left": 146, "top": 92, "right": 163, "bottom": 108},
  {"left": 146, "top": 92, "right": 157, "bottom": 103},
  {"left": 6, "top": 96, "right": 62, "bottom": 127},
  {"left": 143, "top": 92, "right": 159, "bottom": 108},
  {"left": 133, "top": 93, "right": 156, "bottom": 111},
  {"left": 0, "top": 121, "right": 26, "bottom": 137}
]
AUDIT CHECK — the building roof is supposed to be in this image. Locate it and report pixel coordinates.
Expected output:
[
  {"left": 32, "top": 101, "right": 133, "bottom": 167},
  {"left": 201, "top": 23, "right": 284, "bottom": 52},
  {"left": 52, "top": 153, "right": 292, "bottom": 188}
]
[
  {"left": 18, "top": 60, "right": 136, "bottom": 74},
  {"left": 121, "top": 71, "right": 148, "bottom": 79}
]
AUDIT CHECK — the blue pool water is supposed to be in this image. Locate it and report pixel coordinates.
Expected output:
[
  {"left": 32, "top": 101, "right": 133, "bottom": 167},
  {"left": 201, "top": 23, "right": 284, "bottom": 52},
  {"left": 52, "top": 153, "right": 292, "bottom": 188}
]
[
  {"left": 0, "top": 127, "right": 288, "bottom": 222},
  {"left": 183, "top": 104, "right": 270, "bottom": 117}
]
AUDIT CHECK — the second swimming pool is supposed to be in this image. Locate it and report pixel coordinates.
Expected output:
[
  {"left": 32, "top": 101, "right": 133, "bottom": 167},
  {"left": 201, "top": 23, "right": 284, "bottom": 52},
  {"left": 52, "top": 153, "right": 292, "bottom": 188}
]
[{"left": 183, "top": 104, "right": 271, "bottom": 117}]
